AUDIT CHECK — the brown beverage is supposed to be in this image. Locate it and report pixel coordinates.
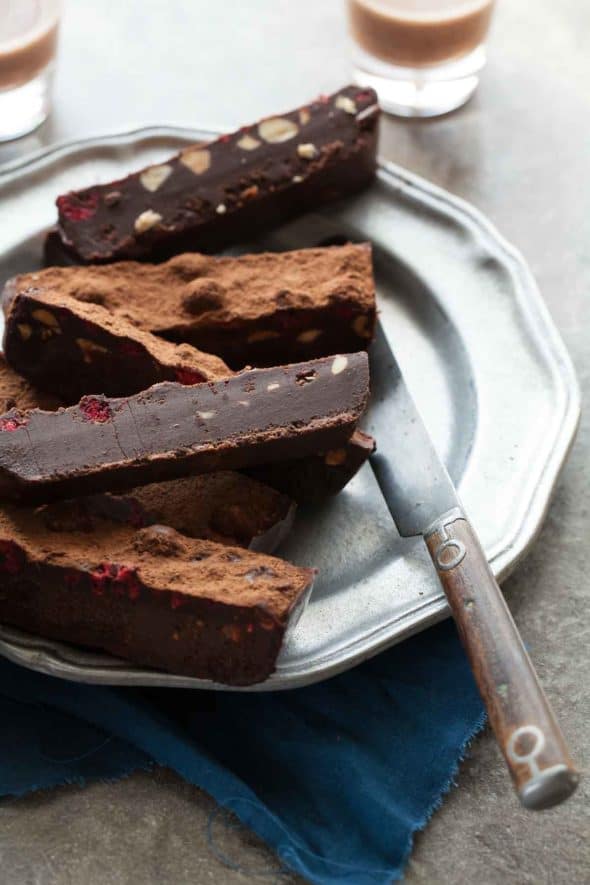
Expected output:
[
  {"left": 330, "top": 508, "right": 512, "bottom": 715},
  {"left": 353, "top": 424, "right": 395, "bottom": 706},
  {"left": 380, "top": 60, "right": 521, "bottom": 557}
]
[
  {"left": 0, "top": 0, "right": 60, "bottom": 140},
  {"left": 348, "top": 0, "right": 495, "bottom": 68},
  {"left": 0, "top": 0, "right": 58, "bottom": 89},
  {"left": 347, "top": 0, "right": 496, "bottom": 116}
]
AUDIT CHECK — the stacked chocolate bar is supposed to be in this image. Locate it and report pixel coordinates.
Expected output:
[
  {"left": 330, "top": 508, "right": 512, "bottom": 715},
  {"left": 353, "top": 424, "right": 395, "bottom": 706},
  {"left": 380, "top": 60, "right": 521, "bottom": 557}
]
[{"left": 0, "top": 86, "right": 380, "bottom": 685}]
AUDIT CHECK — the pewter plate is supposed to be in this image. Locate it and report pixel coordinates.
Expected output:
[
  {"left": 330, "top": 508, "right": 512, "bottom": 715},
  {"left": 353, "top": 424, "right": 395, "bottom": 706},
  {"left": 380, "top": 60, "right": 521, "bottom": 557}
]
[{"left": 0, "top": 128, "right": 580, "bottom": 690}]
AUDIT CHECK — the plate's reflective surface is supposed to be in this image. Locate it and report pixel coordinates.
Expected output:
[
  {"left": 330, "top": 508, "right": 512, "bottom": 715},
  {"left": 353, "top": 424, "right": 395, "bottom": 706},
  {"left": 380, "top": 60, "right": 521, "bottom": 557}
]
[{"left": 0, "top": 128, "right": 580, "bottom": 689}]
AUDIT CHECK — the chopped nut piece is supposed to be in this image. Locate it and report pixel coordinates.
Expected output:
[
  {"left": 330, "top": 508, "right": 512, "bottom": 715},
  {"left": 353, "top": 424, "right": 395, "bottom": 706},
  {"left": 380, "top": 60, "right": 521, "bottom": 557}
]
[
  {"left": 134, "top": 210, "right": 163, "bottom": 234},
  {"left": 296, "top": 369, "right": 317, "bottom": 386},
  {"left": 296, "top": 329, "right": 322, "bottom": 343},
  {"left": 292, "top": 175, "right": 303, "bottom": 183},
  {"left": 240, "top": 185, "right": 259, "bottom": 201},
  {"left": 324, "top": 448, "right": 347, "bottom": 466},
  {"left": 237, "top": 134, "right": 261, "bottom": 150},
  {"left": 31, "top": 309, "right": 60, "bottom": 330},
  {"left": 104, "top": 191, "right": 121, "bottom": 207},
  {"left": 180, "top": 148, "right": 211, "bottom": 175},
  {"left": 222, "top": 624, "right": 242, "bottom": 643},
  {"left": 139, "top": 164, "right": 173, "bottom": 193},
  {"left": 216, "top": 203, "right": 227, "bottom": 215},
  {"left": 267, "top": 382, "right": 280, "bottom": 391},
  {"left": 17, "top": 324, "right": 32, "bottom": 341},
  {"left": 335, "top": 95, "right": 357, "bottom": 115},
  {"left": 197, "top": 410, "right": 216, "bottom": 420},
  {"left": 76, "top": 338, "right": 109, "bottom": 363},
  {"left": 331, "top": 355, "right": 348, "bottom": 375},
  {"left": 297, "top": 143, "right": 318, "bottom": 160},
  {"left": 247, "top": 330, "right": 281, "bottom": 343},
  {"left": 352, "top": 314, "right": 372, "bottom": 339},
  {"left": 258, "top": 117, "right": 298, "bottom": 143},
  {"left": 299, "top": 108, "right": 311, "bottom": 125}
]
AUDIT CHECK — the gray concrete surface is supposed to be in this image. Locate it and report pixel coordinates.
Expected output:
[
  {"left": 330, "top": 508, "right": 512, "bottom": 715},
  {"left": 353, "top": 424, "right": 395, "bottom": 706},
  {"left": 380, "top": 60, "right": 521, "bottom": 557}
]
[{"left": 0, "top": 1, "right": 589, "bottom": 882}]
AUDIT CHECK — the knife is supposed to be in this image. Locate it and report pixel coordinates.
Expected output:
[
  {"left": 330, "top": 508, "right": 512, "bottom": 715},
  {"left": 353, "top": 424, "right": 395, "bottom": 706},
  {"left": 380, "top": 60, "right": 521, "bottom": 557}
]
[{"left": 367, "top": 322, "right": 579, "bottom": 810}]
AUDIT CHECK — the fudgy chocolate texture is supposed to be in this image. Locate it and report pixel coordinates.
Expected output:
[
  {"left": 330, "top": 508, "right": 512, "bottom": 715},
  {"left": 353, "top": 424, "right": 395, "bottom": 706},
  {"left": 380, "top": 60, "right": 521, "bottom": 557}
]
[
  {"left": 248, "top": 429, "right": 375, "bottom": 504},
  {"left": 49, "top": 86, "right": 379, "bottom": 265},
  {"left": 50, "top": 473, "right": 296, "bottom": 553},
  {"left": 4, "top": 288, "right": 230, "bottom": 401},
  {"left": 0, "top": 353, "right": 60, "bottom": 412},
  {"left": 0, "top": 353, "right": 370, "bottom": 503},
  {"left": 0, "top": 508, "right": 314, "bottom": 683},
  {"left": 0, "top": 350, "right": 368, "bottom": 503},
  {"left": 9, "top": 244, "right": 376, "bottom": 369}
]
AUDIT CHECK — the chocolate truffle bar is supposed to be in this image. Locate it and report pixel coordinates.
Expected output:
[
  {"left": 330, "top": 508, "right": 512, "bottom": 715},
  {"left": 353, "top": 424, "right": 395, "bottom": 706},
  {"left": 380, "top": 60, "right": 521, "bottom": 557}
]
[
  {"left": 0, "top": 509, "right": 314, "bottom": 683},
  {"left": 43, "top": 472, "right": 296, "bottom": 554},
  {"left": 0, "top": 352, "right": 370, "bottom": 503},
  {"left": 3, "top": 287, "right": 230, "bottom": 401},
  {"left": 48, "top": 85, "right": 379, "bottom": 265},
  {"left": 0, "top": 350, "right": 372, "bottom": 503},
  {"left": 8, "top": 244, "right": 376, "bottom": 369}
]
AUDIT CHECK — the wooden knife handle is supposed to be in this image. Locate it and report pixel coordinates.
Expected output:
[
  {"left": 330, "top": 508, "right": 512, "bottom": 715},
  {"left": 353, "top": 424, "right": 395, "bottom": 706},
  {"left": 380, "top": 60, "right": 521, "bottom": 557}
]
[{"left": 424, "top": 508, "right": 579, "bottom": 810}]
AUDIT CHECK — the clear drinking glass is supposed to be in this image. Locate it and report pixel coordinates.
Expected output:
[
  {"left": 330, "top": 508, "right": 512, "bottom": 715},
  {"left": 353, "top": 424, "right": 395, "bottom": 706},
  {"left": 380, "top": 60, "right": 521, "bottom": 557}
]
[
  {"left": 346, "top": 0, "right": 496, "bottom": 118},
  {"left": 0, "top": 0, "right": 60, "bottom": 142}
]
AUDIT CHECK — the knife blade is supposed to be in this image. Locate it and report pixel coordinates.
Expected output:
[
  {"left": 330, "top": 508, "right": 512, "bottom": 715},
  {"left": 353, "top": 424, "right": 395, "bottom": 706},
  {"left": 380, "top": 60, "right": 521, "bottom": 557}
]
[
  {"left": 367, "top": 322, "right": 458, "bottom": 538},
  {"left": 366, "top": 321, "right": 578, "bottom": 810}
]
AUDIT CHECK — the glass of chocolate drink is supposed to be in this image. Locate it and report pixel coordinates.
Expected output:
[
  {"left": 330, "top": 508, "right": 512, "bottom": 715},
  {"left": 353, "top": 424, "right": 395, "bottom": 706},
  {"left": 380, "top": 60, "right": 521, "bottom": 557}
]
[
  {"left": 0, "top": 0, "right": 60, "bottom": 141},
  {"left": 346, "top": 0, "right": 496, "bottom": 117}
]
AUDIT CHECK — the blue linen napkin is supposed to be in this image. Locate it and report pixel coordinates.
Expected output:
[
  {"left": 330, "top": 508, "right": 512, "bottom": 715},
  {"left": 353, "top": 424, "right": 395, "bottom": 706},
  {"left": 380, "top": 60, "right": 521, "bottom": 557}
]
[{"left": 0, "top": 619, "right": 485, "bottom": 884}]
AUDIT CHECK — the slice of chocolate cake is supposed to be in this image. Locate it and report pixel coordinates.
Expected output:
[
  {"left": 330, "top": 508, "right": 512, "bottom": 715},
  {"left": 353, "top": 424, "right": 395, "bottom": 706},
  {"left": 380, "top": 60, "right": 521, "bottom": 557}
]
[
  {"left": 4, "top": 287, "right": 230, "bottom": 401},
  {"left": 6, "top": 244, "right": 376, "bottom": 369},
  {"left": 0, "top": 507, "right": 314, "bottom": 683},
  {"left": 0, "top": 353, "right": 370, "bottom": 503},
  {"left": 47, "top": 85, "right": 379, "bottom": 265}
]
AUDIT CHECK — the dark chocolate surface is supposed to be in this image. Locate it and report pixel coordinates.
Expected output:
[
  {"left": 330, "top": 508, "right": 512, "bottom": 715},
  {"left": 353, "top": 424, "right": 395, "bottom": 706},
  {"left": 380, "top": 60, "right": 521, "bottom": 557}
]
[
  {"left": 51, "top": 86, "right": 379, "bottom": 264},
  {"left": 0, "top": 352, "right": 369, "bottom": 502}
]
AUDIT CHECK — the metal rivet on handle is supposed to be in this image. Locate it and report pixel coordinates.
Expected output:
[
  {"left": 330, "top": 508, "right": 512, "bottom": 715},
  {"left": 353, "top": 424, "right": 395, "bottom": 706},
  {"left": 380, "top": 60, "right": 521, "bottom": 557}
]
[
  {"left": 435, "top": 537, "right": 466, "bottom": 571},
  {"left": 507, "top": 725, "right": 546, "bottom": 777}
]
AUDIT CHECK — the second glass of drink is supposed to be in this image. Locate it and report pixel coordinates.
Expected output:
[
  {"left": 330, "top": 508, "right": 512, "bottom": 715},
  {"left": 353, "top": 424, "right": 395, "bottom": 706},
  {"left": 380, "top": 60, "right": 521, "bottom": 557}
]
[{"left": 346, "top": 0, "right": 496, "bottom": 118}]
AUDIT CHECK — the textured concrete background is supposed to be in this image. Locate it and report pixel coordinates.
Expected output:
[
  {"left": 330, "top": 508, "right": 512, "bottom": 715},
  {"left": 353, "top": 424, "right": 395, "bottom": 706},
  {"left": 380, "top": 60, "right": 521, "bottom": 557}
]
[{"left": 0, "top": 1, "right": 589, "bottom": 882}]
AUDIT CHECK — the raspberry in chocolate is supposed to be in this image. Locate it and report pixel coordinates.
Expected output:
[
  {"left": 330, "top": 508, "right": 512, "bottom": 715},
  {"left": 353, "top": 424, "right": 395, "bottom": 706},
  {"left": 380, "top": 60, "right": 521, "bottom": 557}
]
[
  {"left": 47, "top": 86, "right": 379, "bottom": 265},
  {"left": 7, "top": 243, "right": 376, "bottom": 369}
]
